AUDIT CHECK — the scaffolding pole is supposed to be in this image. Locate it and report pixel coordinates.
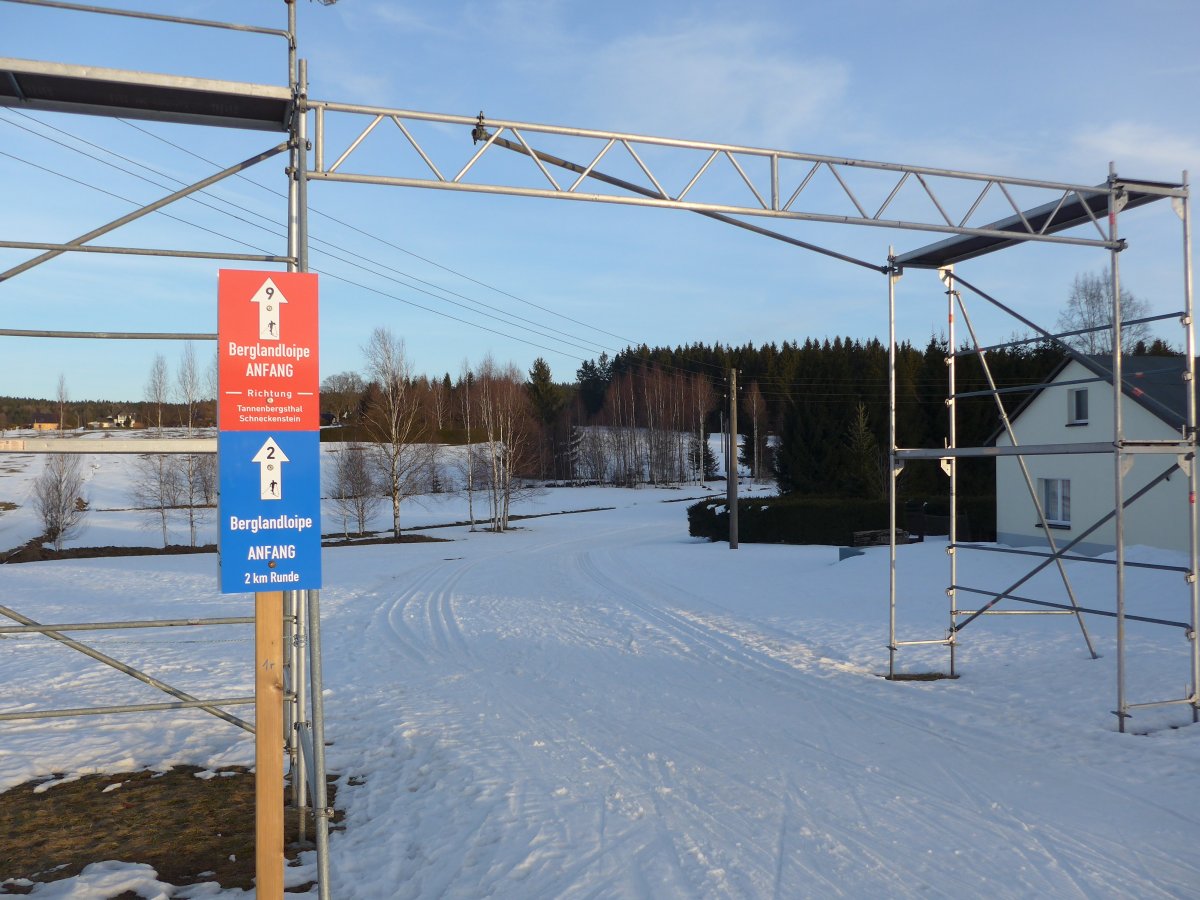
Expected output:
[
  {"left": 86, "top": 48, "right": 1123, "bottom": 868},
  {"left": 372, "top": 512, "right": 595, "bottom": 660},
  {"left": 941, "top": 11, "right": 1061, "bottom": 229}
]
[
  {"left": 1110, "top": 166, "right": 1130, "bottom": 731},
  {"left": 1182, "top": 170, "right": 1199, "bottom": 723},
  {"left": 945, "top": 268, "right": 959, "bottom": 677},
  {"left": 888, "top": 250, "right": 898, "bottom": 677}
]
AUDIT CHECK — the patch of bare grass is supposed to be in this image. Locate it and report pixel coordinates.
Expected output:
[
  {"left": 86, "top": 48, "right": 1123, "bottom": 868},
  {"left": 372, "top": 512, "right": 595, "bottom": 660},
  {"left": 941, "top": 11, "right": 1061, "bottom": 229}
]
[{"left": 0, "top": 766, "right": 342, "bottom": 893}]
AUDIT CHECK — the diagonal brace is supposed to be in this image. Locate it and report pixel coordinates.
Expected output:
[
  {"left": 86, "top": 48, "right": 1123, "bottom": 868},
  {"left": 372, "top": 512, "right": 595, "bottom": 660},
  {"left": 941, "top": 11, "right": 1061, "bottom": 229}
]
[
  {"left": 954, "top": 461, "right": 1181, "bottom": 633},
  {"left": 489, "top": 135, "right": 886, "bottom": 274},
  {"left": 955, "top": 289, "right": 1097, "bottom": 657},
  {"left": 0, "top": 141, "right": 289, "bottom": 284},
  {"left": 0, "top": 602, "right": 253, "bottom": 733}
]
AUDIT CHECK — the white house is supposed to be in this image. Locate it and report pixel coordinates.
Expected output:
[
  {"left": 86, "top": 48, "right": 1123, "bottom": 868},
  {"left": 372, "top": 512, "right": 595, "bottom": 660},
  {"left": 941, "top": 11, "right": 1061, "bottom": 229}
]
[{"left": 995, "top": 356, "right": 1194, "bottom": 555}]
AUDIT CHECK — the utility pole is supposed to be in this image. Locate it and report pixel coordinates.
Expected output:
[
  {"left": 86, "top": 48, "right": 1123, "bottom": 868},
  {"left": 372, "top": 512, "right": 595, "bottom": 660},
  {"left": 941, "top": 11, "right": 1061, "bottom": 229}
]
[{"left": 727, "top": 368, "right": 738, "bottom": 549}]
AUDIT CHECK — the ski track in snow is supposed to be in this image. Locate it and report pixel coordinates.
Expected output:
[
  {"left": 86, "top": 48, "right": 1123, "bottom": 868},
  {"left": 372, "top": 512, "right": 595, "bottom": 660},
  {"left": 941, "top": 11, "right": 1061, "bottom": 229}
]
[
  {"left": 2, "top": 479, "right": 1200, "bottom": 897},
  {"left": 320, "top": 513, "right": 1200, "bottom": 898}
]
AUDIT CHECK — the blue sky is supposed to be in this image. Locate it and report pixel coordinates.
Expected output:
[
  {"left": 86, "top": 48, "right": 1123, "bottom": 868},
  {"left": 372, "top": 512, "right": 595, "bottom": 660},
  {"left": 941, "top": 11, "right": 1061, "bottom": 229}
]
[{"left": 2, "top": 0, "right": 1198, "bottom": 402}]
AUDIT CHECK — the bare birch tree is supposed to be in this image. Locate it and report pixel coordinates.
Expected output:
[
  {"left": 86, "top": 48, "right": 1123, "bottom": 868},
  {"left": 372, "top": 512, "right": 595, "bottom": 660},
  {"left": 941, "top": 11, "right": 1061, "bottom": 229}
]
[
  {"left": 362, "top": 327, "right": 430, "bottom": 538},
  {"left": 146, "top": 354, "right": 169, "bottom": 434},
  {"left": 176, "top": 343, "right": 199, "bottom": 431},
  {"left": 745, "top": 381, "right": 768, "bottom": 483},
  {"left": 33, "top": 453, "right": 87, "bottom": 550},
  {"left": 458, "top": 363, "right": 478, "bottom": 530},
  {"left": 474, "top": 357, "right": 536, "bottom": 531},
  {"left": 1055, "top": 269, "right": 1151, "bottom": 355},
  {"left": 56, "top": 373, "right": 69, "bottom": 432},
  {"left": 429, "top": 374, "right": 450, "bottom": 431},
  {"left": 330, "top": 441, "right": 380, "bottom": 538},
  {"left": 131, "top": 453, "right": 181, "bottom": 547},
  {"left": 690, "top": 374, "right": 716, "bottom": 483},
  {"left": 172, "top": 343, "right": 206, "bottom": 545}
]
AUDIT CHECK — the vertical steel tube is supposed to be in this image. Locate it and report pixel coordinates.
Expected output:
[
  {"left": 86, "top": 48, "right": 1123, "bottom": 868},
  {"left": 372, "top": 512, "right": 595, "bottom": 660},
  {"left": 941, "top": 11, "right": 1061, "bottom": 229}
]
[
  {"left": 728, "top": 367, "right": 738, "bottom": 549},
  {"left": 946, "top": 271, "right": 958, "bottom": 677},
  {"left": 294, "top": 589, "right": 309, "bottom": 845},
  {"left": 287, "top": 0, "right": 297, "bottom": 94},
  {"left": 306, "top": 589, "right": 332, "bottom": 900},
  {"left": 298, "top": 59, "right": 310, "bottom": 275},
  {"left": 287, "top": 62, "right": 299, "bottom": 274},
  {"left": 283, "top": 591, "right": 298, "bottom": 814},
  {"left": 1182, "top": 171, "right": 1198, "bottom": 723},
  {"left": 314, "top": 105, "right": 324, "bottom": 173},
  {"left": 283, "top": 15, "right": 302, "bottom": 836},
  {"left": 1110, "top": 166, "right": 1128, "bottom": 732},
  {"left": 888, "top": 251, "right": 898, "bottom": 677},
  {"left": 297, "top": 59, "right": 328, "bottom": 895}
]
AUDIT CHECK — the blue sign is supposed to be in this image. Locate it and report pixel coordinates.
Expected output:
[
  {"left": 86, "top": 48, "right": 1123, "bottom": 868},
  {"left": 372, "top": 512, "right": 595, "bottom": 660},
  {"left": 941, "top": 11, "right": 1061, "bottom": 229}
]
[{"left": 218, "top": 430, "right": 323, "bottom": 594}]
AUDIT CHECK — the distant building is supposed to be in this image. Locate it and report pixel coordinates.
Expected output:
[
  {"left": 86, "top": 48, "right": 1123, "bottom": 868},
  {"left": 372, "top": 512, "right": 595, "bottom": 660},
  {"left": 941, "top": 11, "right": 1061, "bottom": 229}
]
[
  {"left": 996, "top": 356, "right": 1193, "bottom": 555},
  {"left": 31, "top": 413, "right": 58, "bottom": 432}
]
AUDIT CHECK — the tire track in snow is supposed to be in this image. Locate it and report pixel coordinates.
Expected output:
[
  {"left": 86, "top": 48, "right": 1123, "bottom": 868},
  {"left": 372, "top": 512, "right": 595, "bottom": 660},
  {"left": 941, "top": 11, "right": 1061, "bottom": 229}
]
[{"left": 569, "top": 545, "right": 1200, "bottom": 898}]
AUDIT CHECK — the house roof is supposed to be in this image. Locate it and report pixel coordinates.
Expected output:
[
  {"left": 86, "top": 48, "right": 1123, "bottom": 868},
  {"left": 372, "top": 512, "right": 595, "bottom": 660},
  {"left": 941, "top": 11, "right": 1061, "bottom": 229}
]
[{"left": 994, "top": 355, "right": 1192, "bottom": 443}]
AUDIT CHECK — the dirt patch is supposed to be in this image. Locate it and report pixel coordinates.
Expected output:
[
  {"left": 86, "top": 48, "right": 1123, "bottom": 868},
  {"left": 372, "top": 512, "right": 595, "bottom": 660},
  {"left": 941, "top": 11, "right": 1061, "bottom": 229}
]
[
  {"left": 2, "top": 533, "right": 447, "bottom": 565},
  {"left": 2, "top": 540, "right": 218, "bottom": 565},
  {"left": 319, "top": 533, "right": 446, "bottom": 547},
  {"left": 0, "top": 766, "right": 343, "bottom": 893}
]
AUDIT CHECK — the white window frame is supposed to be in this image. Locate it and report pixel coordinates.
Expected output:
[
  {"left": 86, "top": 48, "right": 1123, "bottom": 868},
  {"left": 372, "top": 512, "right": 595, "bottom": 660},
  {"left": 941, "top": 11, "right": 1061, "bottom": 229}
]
[
  {"left": 1067, "top": 387, "right": 1088, "bottom": 425},
  {"left": 1039, "top": 477, "right": 1071, "bottom": 527}
]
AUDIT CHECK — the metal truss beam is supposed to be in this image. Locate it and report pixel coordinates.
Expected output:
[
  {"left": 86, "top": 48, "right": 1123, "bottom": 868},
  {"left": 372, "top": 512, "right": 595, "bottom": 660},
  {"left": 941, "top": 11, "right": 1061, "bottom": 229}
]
[
  {"left": 306, "top": 102, "right": 1129, "bottom": 252},
  {"left": 487, "top": 135, "right": 886, "bottom": 273}
]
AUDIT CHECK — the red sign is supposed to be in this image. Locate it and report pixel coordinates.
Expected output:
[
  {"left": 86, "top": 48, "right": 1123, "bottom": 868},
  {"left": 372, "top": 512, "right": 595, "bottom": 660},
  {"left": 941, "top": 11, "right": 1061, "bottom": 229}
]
[{"left": 218, "top": 270, "right": 320, "bottom": 431}]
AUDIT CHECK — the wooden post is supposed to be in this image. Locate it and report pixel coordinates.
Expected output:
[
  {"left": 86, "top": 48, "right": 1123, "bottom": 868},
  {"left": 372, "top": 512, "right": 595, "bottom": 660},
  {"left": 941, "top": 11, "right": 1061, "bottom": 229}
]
[{"left": 256, "top": 591, "right": 285, "bottom": 899}]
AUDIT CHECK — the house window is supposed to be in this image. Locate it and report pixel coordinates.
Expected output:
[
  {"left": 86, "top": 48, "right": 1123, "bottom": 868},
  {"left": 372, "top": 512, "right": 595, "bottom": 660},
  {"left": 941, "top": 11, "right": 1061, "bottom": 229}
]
[
  {"left": 1039, "top": 477, "right": 1071, "bottom": 527},
  {"left": 1067, "top": 388, "right": 1088, "bottom": 425}
]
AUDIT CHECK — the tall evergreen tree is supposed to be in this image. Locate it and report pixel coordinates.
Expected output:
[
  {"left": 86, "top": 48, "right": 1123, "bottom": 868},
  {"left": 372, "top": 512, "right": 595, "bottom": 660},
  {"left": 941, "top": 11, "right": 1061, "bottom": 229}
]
[{"left": 576, "top": 352, "right": 611, "bottom": 417}]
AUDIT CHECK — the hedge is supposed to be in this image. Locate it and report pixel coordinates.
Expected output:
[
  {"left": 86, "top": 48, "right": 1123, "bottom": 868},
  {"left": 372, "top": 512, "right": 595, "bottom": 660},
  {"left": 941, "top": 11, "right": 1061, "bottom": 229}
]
[
  {"left": 688, "top": 496, "right": 892, "bottom": 545},
  {"left": 688, "top": 494, "right": 996, "bottom": 545}
]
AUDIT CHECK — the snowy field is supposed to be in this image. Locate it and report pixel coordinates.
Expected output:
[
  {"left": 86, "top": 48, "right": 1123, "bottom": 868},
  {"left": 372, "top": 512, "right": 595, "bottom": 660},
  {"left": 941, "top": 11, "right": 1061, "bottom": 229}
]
[{"left": 2, "top": 435, "right": 1200, "bottom": 897}]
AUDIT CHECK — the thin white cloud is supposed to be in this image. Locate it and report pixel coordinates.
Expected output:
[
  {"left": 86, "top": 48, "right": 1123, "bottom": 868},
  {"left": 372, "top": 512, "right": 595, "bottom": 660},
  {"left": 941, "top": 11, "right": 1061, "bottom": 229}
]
[
  {"left": 1075, "top": 122, "right": 1200, "bottom": 180},
  {"left": 578, "top": 22, "right": 849, "bottom": 149},
  {"left": 362, "top": 2, "right": 455, "bottom": 38}
]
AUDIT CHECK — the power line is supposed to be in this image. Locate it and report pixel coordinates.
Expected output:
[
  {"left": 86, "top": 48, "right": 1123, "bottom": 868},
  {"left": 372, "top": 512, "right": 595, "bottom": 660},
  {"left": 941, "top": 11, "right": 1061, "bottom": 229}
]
[
  {"left": 2, "top": 111, "right": 757, "bottom": 386},
  {"left": 116, "top": 117, "right": 643, "bottom": 346},
  {"left": 0, "top": 110, "right": 616, "bottom": 358},
  {"left": 0, "top": 112, "right": 1058, "bottom": 403},
  {"left": 0, "top": 120, "right": 618, "bottom": 364}
]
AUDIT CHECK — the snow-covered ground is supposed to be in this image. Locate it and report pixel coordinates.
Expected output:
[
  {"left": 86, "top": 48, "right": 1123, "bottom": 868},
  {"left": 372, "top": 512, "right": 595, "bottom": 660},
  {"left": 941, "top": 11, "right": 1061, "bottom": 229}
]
[{"left": 1, "top": 439, "right": 1199, "bottom": 898}]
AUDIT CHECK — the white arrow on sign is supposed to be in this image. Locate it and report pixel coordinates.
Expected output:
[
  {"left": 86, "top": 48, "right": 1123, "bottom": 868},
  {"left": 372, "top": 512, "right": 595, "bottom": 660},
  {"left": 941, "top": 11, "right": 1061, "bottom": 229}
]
[
  {"left": 250, "top": 277, "right": 288, "bottom": 341},
  {"left": 251, "top": 437, "right": 289, "bottom": 501}
]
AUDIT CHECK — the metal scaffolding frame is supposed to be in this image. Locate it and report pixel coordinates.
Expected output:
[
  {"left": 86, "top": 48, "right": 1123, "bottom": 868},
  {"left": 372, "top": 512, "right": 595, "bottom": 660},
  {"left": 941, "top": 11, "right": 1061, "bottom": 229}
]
[
  {"left": 0, "top": 2, "right": 331, "bottom": 896},
  {"left": 296, "top": 92, "right": 1195, "bottom": 729},
  {"left": 887, "top": 171, "right": 1196, "bottom": 733},
  {"left": 0, "top": 4, "right": 1194, "bottom": 898}
]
